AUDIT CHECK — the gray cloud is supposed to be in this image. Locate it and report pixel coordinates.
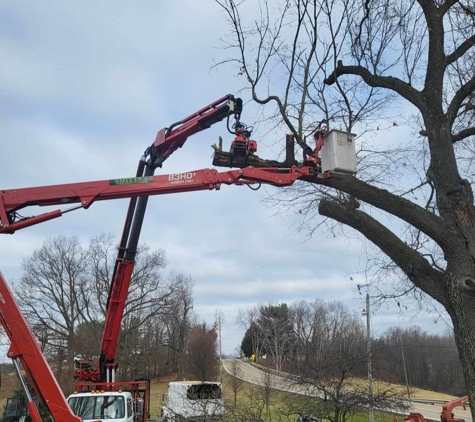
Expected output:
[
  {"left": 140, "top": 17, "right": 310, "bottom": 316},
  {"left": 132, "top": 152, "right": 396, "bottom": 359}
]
[{"left": 0, "top": 1, "right": 450, "bottom": 356}]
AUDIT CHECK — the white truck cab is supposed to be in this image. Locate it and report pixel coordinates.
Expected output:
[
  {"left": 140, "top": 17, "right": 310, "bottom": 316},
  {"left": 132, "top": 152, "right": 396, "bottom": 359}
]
[
  {"left": 161, "top": 381, "right": 224, "bottom": 422},
  {"left": 67, "top": 391, "right": 138, "bottom": 422}
]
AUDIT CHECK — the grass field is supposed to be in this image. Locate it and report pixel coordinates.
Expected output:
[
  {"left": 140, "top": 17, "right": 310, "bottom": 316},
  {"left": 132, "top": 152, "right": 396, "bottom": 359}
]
[{"left": 347, "top": 377, "right": 456, "bottom": 401}]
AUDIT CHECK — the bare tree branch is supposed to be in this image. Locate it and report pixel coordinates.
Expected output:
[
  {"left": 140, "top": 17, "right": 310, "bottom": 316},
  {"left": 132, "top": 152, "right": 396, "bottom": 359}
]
[
  {"left": 452, "top": 126, "right": 475, "bottom": 143},
  {"left": 445, "top": 34, "right": 475, "bottom": 66},
  {"left": 310, "top": 175, "right": 459, "bottom": 253},
  {"left": 318, "top": 199, "right": 447, "bottom": 306},
  {"left": 447, "top": 75, "right": 475, "bottom": 126},
  {"left": 324, "top": 63, "right": 423, "bottom": 108}
]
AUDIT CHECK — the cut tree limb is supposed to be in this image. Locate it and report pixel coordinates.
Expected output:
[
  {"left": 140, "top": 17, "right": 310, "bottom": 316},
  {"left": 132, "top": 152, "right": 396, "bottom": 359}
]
[
  {"left": 212, "top": 133, "right": 298, "bottom": 168},
  {"left": 212, "top": 151, "right": 293, "bottom": 168}
]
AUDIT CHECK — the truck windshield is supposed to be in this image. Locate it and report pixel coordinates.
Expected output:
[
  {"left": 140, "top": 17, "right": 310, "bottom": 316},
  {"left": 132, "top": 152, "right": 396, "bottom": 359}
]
[
  {"left": 186, "top": 384, "right": 222, "bottom": 400},
  {"left": 68, "top": 395, "right": 125, "bottom": 420}
]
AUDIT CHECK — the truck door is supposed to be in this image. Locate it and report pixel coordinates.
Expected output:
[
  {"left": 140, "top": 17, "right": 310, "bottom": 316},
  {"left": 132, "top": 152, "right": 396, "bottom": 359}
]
[{"left": 127, "top": 397, "right": 134, "bottom": 422}]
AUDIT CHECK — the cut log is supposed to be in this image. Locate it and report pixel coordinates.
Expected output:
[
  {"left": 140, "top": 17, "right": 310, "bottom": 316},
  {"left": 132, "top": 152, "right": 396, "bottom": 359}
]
[
  {"left": 212, "top": 151, "right": 292, "bottom": 169},
  {"left": 285, "top": 133, "right": 295, "bottom": 165},
  {"left": 211, "top": 133, "right": 299, "bottom": 169}
]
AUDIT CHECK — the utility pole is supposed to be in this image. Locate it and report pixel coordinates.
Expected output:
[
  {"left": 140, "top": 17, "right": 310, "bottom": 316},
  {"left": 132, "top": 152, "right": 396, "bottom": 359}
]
[
  {"left": 400, "top": 337, "right": 411, "bottom": 399},
  {"left": 215, "top": 309, "right": 224, "bottom": 384},
  {"left": 362, "top": 293, "right": 374, "bottom": 422},
  {"left": 218, "top": 314, "right": 222, "bottom": 383}
]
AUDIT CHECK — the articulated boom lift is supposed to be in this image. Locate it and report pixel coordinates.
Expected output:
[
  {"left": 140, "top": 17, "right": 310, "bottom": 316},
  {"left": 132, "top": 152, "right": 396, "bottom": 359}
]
[
  {"left": 0, "top": 94, "right": 324, "bottom": 422},
  {"left": 75, "top": 94, "right": 244, "bottom": 386},
  {"left": 0, "top": 167, "right": 316, "bottom": 422}
]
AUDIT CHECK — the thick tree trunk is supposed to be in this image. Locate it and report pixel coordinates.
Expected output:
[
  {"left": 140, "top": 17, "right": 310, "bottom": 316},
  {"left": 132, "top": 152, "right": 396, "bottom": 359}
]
[
  {"left": 424, "top": 120, "right": 475, "bottom": 414},
  {"left": 446, "top": 280, "right": 475, "bottom": 410}
]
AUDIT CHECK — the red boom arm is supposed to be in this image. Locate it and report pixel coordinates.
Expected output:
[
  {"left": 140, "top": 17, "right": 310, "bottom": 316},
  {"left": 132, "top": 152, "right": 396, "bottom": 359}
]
[
  {"left": 0, "top": 272, "right": 83, "bottom": 422},
  {"left": 147, "top": 94, "right": 241, "bottom": 167},
  {"left": 0, "top": 165, "right": 315, "bottom": 234},
  {"left": 93, "top": 95, "right": 243, "bottom": 382},
  {"left": 441, "top": 396, "right": 469, "bottom": 422}
]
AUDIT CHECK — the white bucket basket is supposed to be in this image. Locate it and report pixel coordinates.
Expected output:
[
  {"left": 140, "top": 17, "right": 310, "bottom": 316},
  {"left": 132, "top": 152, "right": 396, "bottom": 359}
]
[{"left": 321, "top": 129, "right": 357, "bottom": 174}]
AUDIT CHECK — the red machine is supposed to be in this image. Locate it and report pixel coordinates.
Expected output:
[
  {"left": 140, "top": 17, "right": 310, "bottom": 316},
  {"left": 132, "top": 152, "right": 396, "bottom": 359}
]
[
  {"left": 394, "top": 396, "right": 470, "bottom": 422},
  {"left": 0, "top": 271, "right": 82, "bottom": 422},
  {"left": 303, "top": 119, "right": 329, "bottom": 168},
  {"left": 81, "top": 94, "right": 244, "bottom": 385},
  {"left": 440, "top": 396, "right": 470, "bottom": 422},
  {"left": 0, "top": 94, "right": 323, "bottom": 422},
  {"left": 147, "top": 94, "right": 242, "bottom": 167},
  {"left": 229, "top": 122, "right": 257, "bottom": 162},
  {"left": 0, "top": 165, "right": 316, "bottom": 422}
]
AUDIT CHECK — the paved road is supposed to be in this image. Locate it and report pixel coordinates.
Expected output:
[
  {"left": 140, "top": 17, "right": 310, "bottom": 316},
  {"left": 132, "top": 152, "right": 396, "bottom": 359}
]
[
  {"left": 222, "top": 359, "right": 472, "bottom": 422},
  {"left": 222, "top": 359, "right": 319, "bottom": 396}
]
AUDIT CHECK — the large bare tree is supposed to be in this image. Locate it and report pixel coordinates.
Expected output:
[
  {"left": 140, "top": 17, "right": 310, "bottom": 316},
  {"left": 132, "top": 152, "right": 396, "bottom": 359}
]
[
  {"left": 16, "top": 235, "right": 88, "bottom": 380},
  {"left": 16, "top": 233, "right": 171, "bottom": 382},
  {"left": 216, "top": 0, "right": 475, "bottom": 414},
  {"left": 162, "top": 272, "right": 195, "bottom": 379},
  {"left": 87, "top": 232, "right": 175, "bottom": 380},
  {"left": 257, "top": 303, "right": 295, "bottom": 372}
]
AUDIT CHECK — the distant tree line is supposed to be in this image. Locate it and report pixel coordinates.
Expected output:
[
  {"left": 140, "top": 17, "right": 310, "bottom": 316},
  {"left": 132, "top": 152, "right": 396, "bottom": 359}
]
[
  {"left": 240, "top": 301, "right": 465, "bottom": 399},
  {"left": 374, "top": 326, "right": 465, "bottom": 396},
  {"left": 10, "top": 234, "right": 219, "bottom": 391}
]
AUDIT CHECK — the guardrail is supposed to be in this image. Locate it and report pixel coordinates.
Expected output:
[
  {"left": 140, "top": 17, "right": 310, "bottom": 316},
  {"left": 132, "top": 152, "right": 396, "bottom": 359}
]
[
  {"left": 410, "top": 398, "right": 470, "bottom": 410},
  {"left": 410, "top": 399, "right": 449, "bottom": 405}
]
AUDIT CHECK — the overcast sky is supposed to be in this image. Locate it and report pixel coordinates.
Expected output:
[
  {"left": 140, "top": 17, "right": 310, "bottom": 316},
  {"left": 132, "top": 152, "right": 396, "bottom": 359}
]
[{"left": 0, "top": 1, "right": 452, "bottom": 358}]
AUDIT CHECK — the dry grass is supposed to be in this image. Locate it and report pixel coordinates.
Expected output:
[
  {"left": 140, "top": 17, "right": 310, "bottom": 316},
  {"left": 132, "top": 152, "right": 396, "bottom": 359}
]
[
  {"left": 348, "top": 377, "right": 456, "bottom": 401},
  {"left": 407, "top": 387, "right": 456, "bottom": 401},
  {"left": 0, "top": 371, "right": 21, "bottom": 411},
  {"left": 148, "top": 372, "right": 180, "bottom": 418}
]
